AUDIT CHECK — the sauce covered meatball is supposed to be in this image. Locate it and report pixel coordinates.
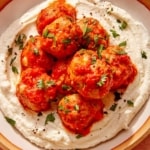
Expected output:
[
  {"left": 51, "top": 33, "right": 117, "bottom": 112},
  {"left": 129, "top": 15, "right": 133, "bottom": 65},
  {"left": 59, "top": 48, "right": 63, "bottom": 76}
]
[
  {"left": 21, "top": 36, "right": 54, "bottom": 72},
  {"left": 77, "top": 17, "right": 109, "bottom": 50},
  {"left": 42, "top": 16, "right": 82, "bottom": 59},
  {"left": 57, "top": 94, "right": 103, "bottom": 135},
  {"left": 16, "top": 68, "right": 56, "bottom": 112},
  {"left": 36, "top": 0, "right": 76, "bottom": 34},
  {"left": 68, "top": 49, "right": 113, "bottom": 99},
  {"left": 101, "top": 46, "right": 137, "bottom": 91}
]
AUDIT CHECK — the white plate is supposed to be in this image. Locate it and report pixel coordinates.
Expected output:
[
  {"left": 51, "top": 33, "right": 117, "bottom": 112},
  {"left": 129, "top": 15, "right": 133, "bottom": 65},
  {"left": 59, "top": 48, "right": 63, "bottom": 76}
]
[{"left": 0, "top": 0, "right": 150, "bottom": 150}]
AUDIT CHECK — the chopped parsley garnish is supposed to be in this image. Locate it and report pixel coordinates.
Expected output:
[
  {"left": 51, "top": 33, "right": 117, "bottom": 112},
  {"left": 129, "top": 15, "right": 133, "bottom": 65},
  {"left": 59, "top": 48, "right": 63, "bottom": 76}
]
[
  {"left": 97, "top": 74, "right": 107, "bottom": 87},
  {"left": 46, "top": 80, "right": 55, "bottom": 88},
  {"left": 120, "top": 21, "right": 128, "bottom": 30},
  {"left": 15, "top": 33, "right": 27, "bottom": 49},
  {"left": 62, "top": 84, "right": 72, "bottom": 91},
  {"left": 37, "top": 79, "right": 45, "bottom": 89},
  {"left": 12, "top": 66, "right": 19, "bottom": 74},
  {"left": 43, "top": 29, "right": 55, "bottom": 39},
  {"left": 62, "top": 38, "right": 71, "bottom": 44},
  {"left": 5, "top": 117, "right": 16, "bottom": 127},
  {"left": 141, "top": 51, "right": 147, "bottom": 59},
  {"left": 117, "top": 19, "right": 128, "bottom": 30},
  {"left": 43, "top": 29, "right": 49, "bottom": 38},
  {"left": 47, "top": 33, "right": 55, "bottom": 39},
  {"left": 127, "top": 100, "right": 134, "bottom": 107},
  {"left": 82, "top": 23, "right": 92, "bottom": 36},
  {"left": 110, "top": 103, "right": 117, "bottom": 111},
  {"left": 118, "top": 41, "right": 127, "bottom": 47},
  {"left": 45, "top": 113, "right": 55, "bottom": 125},
  {"left": 113, "top": 48, "right": 127, "bottom": 55},
  {"left": 37, "top": 79, "right": 55, "bottom": 89},
  {"left": 97, "top": 44, "right": 104, "bottom": 58},
  {"left": 110, "top": 29, "right": 120, "bottom": 38}
]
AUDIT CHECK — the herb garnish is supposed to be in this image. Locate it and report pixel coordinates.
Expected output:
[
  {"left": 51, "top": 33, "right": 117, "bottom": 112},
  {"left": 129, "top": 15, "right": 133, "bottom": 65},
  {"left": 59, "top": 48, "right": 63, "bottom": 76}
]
[
  {"left": 97, "top": 74, "right": 107, "bottom": 87},
  {"left": 118, "top": 41, "right": 127, "bottom": 47},
  {"left": 37, "top": 79, "right": 55, "bottom": 89},
  {"left": 82, "top": 23, "right": 92, "bottom": 36},
  {"left": 15, "top": 33, "right": 27, "bottom": 49},
  {"left": 120, "top": 21, "right": 128, "bottom": 30},
  {"left": 110, "top": 103, "right": 117, "bottom": 111},
  {"left": 62, "top": 84, "right": 72, "bottom": 91},
  {"left": 127, "top": 100, "right": 134, "bottom": 107},
  {"left": 5, "top": 117, "right": 16, "bottom": 127},
  {"left": 110, "top": 29, "right": 120, "bottom": 38},
  {"left": 97, "top": 44, "right": 104, "bottom": 58},
  {"left": 45, "top": 113, "right": 55, "bottom": 125},
  {"left": 12, "top": 66, "right": 19, "bottom": 74},
  {"left": 46, "top": 80, "right": 55, "bottom": 88},
  {"left": 141, "top": 51, "right": 147, "bottom": 59},
  {"left": 37, "top": 79, "right": 45, "bottom": 89},
  {"left": 62, "top": 38, "right": 71, "bottom": 44}
]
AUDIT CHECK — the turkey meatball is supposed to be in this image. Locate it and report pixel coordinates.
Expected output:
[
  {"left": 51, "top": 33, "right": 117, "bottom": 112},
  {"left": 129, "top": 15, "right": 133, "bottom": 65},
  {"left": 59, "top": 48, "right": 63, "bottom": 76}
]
[
  {"left": 68, "top": 49, "right": 113, "bottom": 99},
  {"left": 57, "top": 94, "right": 103, "bottom": 135},
  {"left": 16, "top": 68, "right": 56, "bottom": 112}
]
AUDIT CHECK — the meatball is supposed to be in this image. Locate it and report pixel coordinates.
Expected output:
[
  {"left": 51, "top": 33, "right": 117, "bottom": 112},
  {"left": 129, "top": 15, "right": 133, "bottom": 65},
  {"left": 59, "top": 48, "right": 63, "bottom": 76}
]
[
  {"left": 42, "top": 16, "right": 82, "bottom": 59},
  {"left": 16, "top": 68, "right": 56, "bottom": 112},
  {"left": 51, "top": 59, "right": 74, "bottom": 95},
  {"left": 101, "top": 46, "right": 137, "bottom": 91},
  {"left": 57, "top": 94, "right": 103, "bottom": 135},
  {"left": 68, "top": 49, "right": 113, "bottom": 99},
  {"left": 36, "top": 0, "right": 76, "bottom": 34},
  {"left": 21, "top": 36, "right": 54, "bottom": 72},
  {"left": 77, "top": 17, "right": 109, "bottom": 50}
]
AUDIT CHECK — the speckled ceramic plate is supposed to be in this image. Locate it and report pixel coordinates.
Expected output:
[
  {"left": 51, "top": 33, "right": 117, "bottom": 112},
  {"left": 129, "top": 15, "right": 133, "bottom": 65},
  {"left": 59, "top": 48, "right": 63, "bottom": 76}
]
[{"left": 0, "top": 0, "right": 150, "bottom": 150}]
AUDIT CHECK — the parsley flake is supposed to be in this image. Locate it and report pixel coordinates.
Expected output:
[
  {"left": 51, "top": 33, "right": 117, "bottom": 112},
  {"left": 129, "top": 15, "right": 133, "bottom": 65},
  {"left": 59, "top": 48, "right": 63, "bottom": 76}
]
[
  {"left": 97, "top": 44, "right": 104, "bottom": 59},
  {"left": 120, "top": 21, "right": 128, "bottom": 30},
  {"left": 5, "top": 117, "right": 16, "bottom": 127},
  {"left": 15, "top": 33, "right": 27, "bottom": 49},
  {"left": 37, "top": 79, "right": 45, "bottom": 89},
  {"left": 97, "top": 74, "right": 107, "bottom": 87},
  {"left": 12, "top": 66, "right": 19, "bottom": 74},
  {"left": 127, "top": 100, "right": 134, "bottom": 107},
  {"left": 110, "top": 103, "right": 117, "bottom": 111},
  {"left": 110, "top": 29, "right": 120, "bottom": 38},
  {"left": 141, "top": 51, "right": 147, "bottom": 59},
  {"left": 62, "top": 38, "right": 71, "bottom": 44},
  {"left": 118, "top": 41, "right": 127, "bottom": 47},
  {"left": 45, "top": 113, "right": 55, "bottom": 125},
  {"left": 62, "top": 84, "right": 72, "bottom": 91}
]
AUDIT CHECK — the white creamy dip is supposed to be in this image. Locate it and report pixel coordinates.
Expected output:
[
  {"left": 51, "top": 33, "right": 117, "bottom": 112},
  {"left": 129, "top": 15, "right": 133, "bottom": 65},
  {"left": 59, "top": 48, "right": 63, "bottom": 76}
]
[{"left": 0, "top": 0, "right": 150, "bottom": 149}]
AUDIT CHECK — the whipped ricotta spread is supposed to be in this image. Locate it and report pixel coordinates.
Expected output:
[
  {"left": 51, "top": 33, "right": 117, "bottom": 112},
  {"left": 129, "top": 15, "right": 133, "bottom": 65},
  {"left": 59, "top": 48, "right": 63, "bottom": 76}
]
[{"left": 0, "top": 0, "right": 150, "bottom": 149}]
